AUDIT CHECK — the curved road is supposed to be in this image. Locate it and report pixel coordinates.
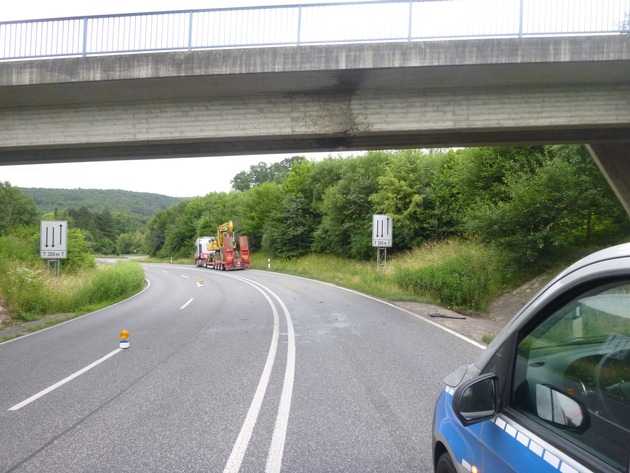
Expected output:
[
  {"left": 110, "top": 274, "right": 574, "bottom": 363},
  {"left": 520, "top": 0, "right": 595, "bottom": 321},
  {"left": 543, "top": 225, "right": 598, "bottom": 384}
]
[{"left": 0, "top": 264, "right": 481, "bottom": 472}]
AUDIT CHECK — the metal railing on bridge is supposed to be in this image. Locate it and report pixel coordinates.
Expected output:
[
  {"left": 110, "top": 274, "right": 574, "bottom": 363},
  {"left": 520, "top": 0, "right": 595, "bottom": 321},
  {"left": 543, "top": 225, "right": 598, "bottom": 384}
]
[{"left": 1, "top": 0, "right": 629, "bottom": 61}]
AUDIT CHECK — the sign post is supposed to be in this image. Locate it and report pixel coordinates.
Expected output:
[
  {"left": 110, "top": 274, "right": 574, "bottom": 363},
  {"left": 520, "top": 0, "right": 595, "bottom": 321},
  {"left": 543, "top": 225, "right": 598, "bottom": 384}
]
[
  {"left": 40, "top": 220, "right": 68, "bottom": 276},
  {"left": 372, "top": 214, "right": 393, "bottom": 270}
]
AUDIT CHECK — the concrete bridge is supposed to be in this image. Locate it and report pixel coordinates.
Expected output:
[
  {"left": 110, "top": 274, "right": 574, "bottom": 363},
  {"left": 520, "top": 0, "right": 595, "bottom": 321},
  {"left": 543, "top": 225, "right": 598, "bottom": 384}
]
[{"left": 0, "top": 35, "right": 629, "bottom": 209}]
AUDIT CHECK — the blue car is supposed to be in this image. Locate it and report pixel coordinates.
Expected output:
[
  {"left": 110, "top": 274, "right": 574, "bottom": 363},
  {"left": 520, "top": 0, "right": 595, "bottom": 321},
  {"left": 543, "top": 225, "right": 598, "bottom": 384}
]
[{"left": 433, "top": 243, "right": 630, "bottom": 473}]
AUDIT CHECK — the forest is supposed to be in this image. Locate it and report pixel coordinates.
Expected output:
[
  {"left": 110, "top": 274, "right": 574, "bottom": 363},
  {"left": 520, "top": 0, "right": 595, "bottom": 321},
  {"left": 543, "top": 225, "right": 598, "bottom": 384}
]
[{"left": 146, "top": 145, "right": 629, "bottom": 266}]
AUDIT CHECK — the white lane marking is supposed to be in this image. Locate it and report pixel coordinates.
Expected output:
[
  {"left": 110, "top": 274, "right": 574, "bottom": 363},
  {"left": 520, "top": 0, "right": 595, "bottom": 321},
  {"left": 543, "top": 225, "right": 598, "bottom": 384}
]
[
  {"left": 196, "top": 280, "right": 204, "bottom": 288},
  {"left": 0, "top": 278, "right": 151, "bottom": 348},
  {"left": 8, "top": 349, "right": 122, "bottom": 411},
  {"left": 163, "top": 265, "right": 480, "bottom": 467},
  {"left": 179, "top": 298, "right": 194, "bottom": 310},
  {"left": 239, "top": 277, "right": 296, "bottom": 473},
  {"left": 249, "top": 270, "right": 486, "bottom": 350},
  {"left": 181, "top": 274, "right": 189, "bottom": 279},
  {"left": 222, "top": 279, "right": 280, "bottom": 473}
]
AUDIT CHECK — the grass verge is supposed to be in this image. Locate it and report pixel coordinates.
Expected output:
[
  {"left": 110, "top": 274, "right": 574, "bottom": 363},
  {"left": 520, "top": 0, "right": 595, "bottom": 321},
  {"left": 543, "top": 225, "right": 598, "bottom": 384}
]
[
  {"left": 252, "top": 251, "right": 417, "bottom": 301},
  {"left": 0, "top": 261, "right": 145, "bottom": 330},
  {"left": 251, "top": 239, "right": 575, "bottom": 314},
  {"left": 252, "top": 239, "right": 527, "bottom": 312}
]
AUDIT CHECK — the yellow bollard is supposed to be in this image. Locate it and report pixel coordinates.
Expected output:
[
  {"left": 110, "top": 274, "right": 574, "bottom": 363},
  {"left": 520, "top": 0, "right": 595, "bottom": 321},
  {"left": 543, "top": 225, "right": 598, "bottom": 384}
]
[{"left": 119, "top": 329, "right": 130, "bottom": 349}]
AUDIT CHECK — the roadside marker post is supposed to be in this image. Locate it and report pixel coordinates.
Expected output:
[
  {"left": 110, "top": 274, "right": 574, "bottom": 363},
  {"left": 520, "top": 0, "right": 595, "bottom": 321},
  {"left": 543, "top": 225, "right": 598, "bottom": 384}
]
[{"left": 119, "top": 329, "right": 130, "bottom": 349}]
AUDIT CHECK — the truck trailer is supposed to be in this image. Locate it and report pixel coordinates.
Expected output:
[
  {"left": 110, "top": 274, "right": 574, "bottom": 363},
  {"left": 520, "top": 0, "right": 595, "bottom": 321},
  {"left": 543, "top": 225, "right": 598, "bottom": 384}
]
[{"left": 195, "top": 221, "right": 250, "bottom": 271}]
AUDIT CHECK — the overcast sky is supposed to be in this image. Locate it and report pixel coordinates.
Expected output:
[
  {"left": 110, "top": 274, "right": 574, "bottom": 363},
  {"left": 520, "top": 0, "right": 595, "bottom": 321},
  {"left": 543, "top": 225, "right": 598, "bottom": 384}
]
[
  {"left": 0, "top": 0, "right": 373, "bottom": 197},
  {"left": 0, "top": 153, "right": 355, "bottom": 197}
]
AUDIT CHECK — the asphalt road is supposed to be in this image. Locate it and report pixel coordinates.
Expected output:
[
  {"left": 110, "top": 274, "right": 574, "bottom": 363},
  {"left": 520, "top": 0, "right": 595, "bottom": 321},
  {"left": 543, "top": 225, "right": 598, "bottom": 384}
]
[{"left": 0, "top": 264, "right": 482, "bottom": 473}]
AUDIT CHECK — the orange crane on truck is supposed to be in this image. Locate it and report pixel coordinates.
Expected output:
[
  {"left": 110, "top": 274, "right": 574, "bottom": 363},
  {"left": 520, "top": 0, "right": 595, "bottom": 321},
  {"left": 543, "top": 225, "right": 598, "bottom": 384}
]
[{"left": 198, "top": 221, "right": 250, "bottom": 271}]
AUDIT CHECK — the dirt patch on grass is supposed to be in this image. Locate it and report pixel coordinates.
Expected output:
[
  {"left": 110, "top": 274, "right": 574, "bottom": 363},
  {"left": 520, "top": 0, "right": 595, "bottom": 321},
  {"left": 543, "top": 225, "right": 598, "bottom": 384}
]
[{"left": 486, "top": 272, "right": 555, "bottom": 325}]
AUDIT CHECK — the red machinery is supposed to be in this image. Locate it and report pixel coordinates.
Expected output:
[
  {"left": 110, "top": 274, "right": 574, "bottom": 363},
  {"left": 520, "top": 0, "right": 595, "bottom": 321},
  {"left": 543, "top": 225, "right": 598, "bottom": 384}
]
[{"left": 204, "top": 221, "right": 250, "bottom": 271}]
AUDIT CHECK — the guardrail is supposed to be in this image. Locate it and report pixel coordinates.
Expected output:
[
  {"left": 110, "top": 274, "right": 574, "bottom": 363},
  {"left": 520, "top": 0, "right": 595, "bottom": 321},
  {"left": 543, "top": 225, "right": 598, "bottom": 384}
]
[{"left": 0, "top": 0, "right": 629, "bottom": 61}]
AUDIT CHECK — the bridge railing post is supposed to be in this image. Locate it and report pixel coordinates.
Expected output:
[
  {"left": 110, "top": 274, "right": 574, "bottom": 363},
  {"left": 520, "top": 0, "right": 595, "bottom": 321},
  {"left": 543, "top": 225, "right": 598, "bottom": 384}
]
[
  {"left": 407, "top": 0, "right": 413, "bottom": 41},
  {"left": 296, "top": 6, "right": 302, "bottom": 46},
  {"left": 518, "top": 0, "right": 524, "bottom": 38},
  {"left": 188, "top": 11, "right": 193, "bottom": 51},
  {"left": 81, "top": 17, "right": 88, "bottom": 57}
]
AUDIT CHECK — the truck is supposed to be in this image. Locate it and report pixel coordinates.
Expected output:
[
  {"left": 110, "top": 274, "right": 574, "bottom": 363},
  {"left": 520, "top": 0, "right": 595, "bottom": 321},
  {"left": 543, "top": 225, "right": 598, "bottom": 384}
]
[
  {"left": 194, "top": 236, "right": 216, "bottom": 267},
  {"left": 195, "top": 221, "right": 250, "bottom": 271}
]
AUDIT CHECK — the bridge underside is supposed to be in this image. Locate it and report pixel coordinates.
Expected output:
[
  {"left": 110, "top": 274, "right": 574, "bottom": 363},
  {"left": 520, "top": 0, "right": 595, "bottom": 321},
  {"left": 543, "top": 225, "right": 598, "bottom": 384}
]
[
  {"left": 1, "top": 127, "right": 630, "bottom": 165},
  {"left": 1, "top": 83, "right": 629, "bottom": 163}
]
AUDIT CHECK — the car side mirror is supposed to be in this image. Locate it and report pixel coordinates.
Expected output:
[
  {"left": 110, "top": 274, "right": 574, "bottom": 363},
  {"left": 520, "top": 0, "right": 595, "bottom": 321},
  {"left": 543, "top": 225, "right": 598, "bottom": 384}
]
[
  {"left": 535, "top": 384, "right": 588, "bottom": 431},
  {"left": 453, "top": 373, "right": 497, "bottom": 426}
]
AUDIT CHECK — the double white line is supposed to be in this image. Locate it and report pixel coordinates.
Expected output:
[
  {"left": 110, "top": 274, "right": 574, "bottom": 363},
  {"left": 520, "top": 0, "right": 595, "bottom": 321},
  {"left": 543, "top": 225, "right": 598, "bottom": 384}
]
[{"left": 220, "top": 274, "right": 296, "bottom": 473}]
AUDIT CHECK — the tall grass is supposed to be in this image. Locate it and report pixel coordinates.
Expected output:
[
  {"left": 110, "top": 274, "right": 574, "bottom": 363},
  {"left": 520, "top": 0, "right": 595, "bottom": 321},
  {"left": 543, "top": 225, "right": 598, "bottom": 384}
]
[
  {"left": 252, "top": 239, "right": 524, "bottom": 313},
  {"left": 251, "top": 252, "right": 413, "bottom": 300},
  {"left": 394, "top": 242, "right": 506, "bottom": 311},
  {"left": 0, "top": 261, "right": 145, "bottom": 321}
]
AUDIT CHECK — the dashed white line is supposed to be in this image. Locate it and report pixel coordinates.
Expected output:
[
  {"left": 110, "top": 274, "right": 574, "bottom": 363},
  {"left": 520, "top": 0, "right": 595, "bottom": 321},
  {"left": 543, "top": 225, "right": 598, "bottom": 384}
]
[
  {"left": 8, "top": 348, "right": 122, "bottom": 411},
  {"left": 181, "top": 274, "right": 189, "bottom": 279},
  {"left": 222, "top": 279, "right": 280, "bottom": 473},
  {"left": 179, "top": 298, "right": 194, "bottom": 310}
]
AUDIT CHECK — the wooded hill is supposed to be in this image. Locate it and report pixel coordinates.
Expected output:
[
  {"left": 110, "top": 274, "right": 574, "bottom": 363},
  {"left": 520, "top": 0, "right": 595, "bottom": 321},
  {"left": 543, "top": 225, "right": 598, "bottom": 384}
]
[{"left": 20, "top": 188, "right": 182, "bottom": 221}]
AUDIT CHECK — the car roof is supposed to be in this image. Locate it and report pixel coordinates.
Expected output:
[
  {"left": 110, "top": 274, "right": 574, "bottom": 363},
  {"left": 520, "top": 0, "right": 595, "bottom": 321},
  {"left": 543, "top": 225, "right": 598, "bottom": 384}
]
[
  {"left": 476, "top": 242, "right": 630, "bottom": 368},
  {"left": 547, "top": 242, "right": 630, "bottom": 287}
]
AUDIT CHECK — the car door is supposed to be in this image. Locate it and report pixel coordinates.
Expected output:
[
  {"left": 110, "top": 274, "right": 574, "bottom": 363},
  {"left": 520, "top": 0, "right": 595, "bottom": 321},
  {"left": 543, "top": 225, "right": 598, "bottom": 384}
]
[{"left": 482, "top": 277, "right": 630, "bottom": 473}]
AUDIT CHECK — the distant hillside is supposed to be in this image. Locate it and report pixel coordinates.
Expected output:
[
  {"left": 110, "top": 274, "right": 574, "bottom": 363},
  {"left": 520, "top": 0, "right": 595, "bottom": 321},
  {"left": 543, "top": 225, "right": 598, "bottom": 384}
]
[{"left": 20, "top": 188, "right": 182, "bottom": 220}]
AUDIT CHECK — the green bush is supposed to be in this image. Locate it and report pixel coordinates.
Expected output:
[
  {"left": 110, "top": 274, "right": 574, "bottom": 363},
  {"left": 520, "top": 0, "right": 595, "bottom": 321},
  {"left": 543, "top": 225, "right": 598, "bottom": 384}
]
[
  {"left": 0, "top": 226, "right": 39, "bottom": 264},
  {"left": 394, "top": 245, "right": 505, "bottom": 311},
  {"left": 0, "top": 263, "right": 50, "bottom": 319},
  {"left": 63, "top": 228, "right": 96, "bottom": 272},
  {"left": 0, "top": 182, "right": 38, "bottom": 235}
]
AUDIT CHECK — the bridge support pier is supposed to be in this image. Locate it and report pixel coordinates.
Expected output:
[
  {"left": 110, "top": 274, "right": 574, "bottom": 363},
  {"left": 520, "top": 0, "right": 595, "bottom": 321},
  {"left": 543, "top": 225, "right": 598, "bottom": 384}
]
[{"left": 587, "top": 142, "right": 630, "bottom": 217}]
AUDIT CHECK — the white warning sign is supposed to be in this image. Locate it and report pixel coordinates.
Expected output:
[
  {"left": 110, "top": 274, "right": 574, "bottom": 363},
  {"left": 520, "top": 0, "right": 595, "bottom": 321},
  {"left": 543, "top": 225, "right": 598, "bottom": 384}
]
[
  {"left": 40, "top": 220, "right": 68, "bottom": 259},
  {"left": 372, "top": 215, "right": 393, "bottom": 248}
]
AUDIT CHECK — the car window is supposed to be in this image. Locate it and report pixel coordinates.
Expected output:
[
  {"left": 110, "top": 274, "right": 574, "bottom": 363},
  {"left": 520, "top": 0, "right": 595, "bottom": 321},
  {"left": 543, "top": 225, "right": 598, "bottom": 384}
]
[{"left": 512, "top": 281, "right": 630, "bottom": 471}]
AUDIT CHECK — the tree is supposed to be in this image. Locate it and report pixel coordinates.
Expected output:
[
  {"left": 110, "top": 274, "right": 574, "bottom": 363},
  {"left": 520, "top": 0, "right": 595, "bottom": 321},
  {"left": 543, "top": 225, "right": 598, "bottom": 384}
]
[
  {"left": 313, "top": 152, "right": 387, "bottom": 259},
  {"left": 259, "top": 161, "right": 318, "bottom": 257},
  {"left": 145, "top": 204, "right": 182, "bottom": 256},
  {"left": 546, "top": 145, "right": 628, "bottom": 242},
  {"left": 241, "top": 183, "right": 283, "bottom": 250},
  {"left": 263, "top": 194, "right": 317, "bottom": 258},
  {"left": 116, "top": 231, "right": 145, "bottom": 255},
  {"left": 63, "top": 228, "right": 96, "bottom": 272},
  {"left": 371, "top": 150, "right": 458, "bottom": 250},
  {"left": 231, "top": 156, "right": 306, "bottom": 191},
  {"left": 0, "top": 182, "right": 38, "bottom": 235},
  {"left": 466, "top": 149, "right": 629, "bottom": 263}
]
